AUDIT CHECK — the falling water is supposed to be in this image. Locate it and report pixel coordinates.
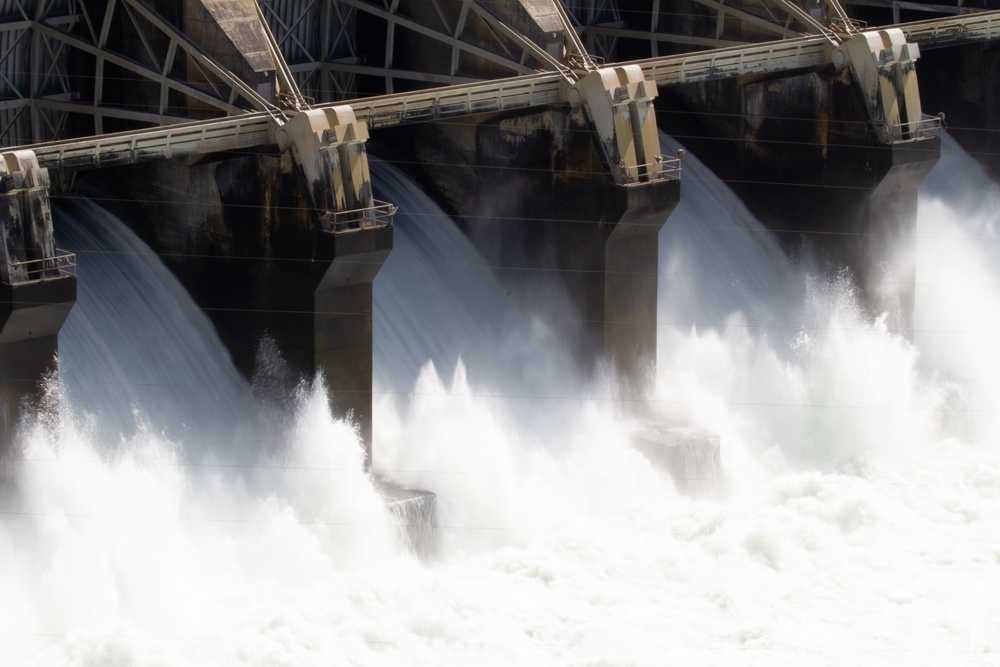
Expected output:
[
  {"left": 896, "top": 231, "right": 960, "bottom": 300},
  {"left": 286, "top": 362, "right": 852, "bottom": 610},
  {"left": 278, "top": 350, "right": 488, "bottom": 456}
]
[
  {"left": 0, "top": 136, "right": 998, "bottom": 666},
  {"left": 54, "top": 199, "right": 249, "bottom": 450}
]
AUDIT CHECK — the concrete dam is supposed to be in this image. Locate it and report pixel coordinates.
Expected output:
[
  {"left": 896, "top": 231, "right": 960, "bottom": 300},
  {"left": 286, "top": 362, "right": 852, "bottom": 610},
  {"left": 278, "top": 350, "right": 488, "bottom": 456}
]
[{"left": 1, "top": 0, "right": 999, "bottom": 477}]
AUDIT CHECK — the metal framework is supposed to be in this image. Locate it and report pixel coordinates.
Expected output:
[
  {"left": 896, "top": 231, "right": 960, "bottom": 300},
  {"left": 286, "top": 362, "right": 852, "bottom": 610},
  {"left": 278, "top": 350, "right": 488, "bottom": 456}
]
[
  {"left": 564, "top": 0, "right": 865, "bottom": 56},
  {"left": 0, "top": 1, "right": 83, "bottom": 145},
  {"left": 258, "top": 0, "right": 565, "bottom": 102},
  {"left": 842, "top": 0, "right": 985, "bottom": 24},
  {"left": 562, "top": 0, "right": 622, "bottom": 62},
  {"left": 0, "top": 0, "right": 283, "bottom": 147}
]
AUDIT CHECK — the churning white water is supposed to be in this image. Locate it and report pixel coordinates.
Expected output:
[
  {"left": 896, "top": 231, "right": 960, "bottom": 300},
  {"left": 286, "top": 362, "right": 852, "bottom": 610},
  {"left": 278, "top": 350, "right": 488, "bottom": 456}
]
[{"left": 1, "top": 135, "right": 999, "bottom": 666}]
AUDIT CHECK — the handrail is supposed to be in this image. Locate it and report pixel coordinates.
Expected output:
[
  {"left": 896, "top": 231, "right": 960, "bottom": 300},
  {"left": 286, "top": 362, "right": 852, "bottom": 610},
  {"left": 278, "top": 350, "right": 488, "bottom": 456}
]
[
  {"left": 875, "top": 113, "right": 945, "bottom": 144},
  {"left": 24, "top": 112, "right": 275, "bottom": 171},
  {"left": 339, "top": 72, "right": 565, "bottom": 129},
  {"left": 910, "top": 113, "right": 946, "bottom": 138},
  {"left": 656, "top": 154, "right": 683, "bottom": 181},
  {"left": 902, "top": 9, "right": 1000, "bottom": 48},
  {"left": 614, "top": 154, "right": 683, "bottom": 185},
  {"left": 0, "top": 249, "right": 76, "bottom": 285},
  {"left": 627, "top": 35, "right": 831, "bottom": 87},
  {"left": 319, "top": 200, "right": 397, "bottom": 234}
]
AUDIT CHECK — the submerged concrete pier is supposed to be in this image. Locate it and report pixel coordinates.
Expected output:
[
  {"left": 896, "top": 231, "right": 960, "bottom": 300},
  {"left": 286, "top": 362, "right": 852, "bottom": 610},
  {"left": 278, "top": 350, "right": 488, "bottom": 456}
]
[{"left": 0, "top": 0, "right": 998, "bottom": 471}]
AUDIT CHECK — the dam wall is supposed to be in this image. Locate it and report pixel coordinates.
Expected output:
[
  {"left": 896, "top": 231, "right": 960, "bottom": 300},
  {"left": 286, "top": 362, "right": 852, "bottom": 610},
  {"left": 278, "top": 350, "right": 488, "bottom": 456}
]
[{"left": 1, "top": 0, "right": 997, "bottom": 462}]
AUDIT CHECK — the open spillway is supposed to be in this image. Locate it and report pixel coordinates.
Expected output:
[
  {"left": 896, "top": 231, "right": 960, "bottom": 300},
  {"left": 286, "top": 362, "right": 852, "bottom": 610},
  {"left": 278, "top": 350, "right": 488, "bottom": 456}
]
[
  {"left": 54, "top": 199, "right": 250, "bottom": 448},
  {"left": 1, "top": 137, "right": 998, "bottom": 666}
]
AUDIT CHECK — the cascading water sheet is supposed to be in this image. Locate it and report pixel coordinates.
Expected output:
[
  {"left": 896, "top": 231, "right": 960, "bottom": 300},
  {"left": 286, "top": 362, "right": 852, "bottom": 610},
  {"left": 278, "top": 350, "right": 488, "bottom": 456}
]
[{"left": 54, "top": 198, "right": 250, "bottom": 447}]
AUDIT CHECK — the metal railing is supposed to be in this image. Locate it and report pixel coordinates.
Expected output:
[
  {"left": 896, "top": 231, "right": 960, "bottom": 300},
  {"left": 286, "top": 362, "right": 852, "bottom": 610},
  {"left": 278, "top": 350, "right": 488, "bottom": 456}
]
[
  {"left": 341, "top": 72, "right": 565, "bottom": 129},
  {"left": 0, "top": 250, "right": 76, "bottom": 285},
  {"left": 28, "top": 113, "right": 275, "bottom": 171},
  {"left": 655, "top": 153, "right": 683, "bottom": 180},
  {"left": 878, "top": 113, "right": 945, "bottom": 143},
  {"left": 319, "top": 200, "right": 397, "bottom": 234},
  {"left": 620, "top": 154, "right": 683, "bottom": 184},
  {"left": 903, "top": 9, "right": 1000, "bottom": 48},
  {"left": 911, "top": 113, "right": 946, "bottom": 138},
  {"left": 631, "top": 35, "right": 830, "bottom": 87}
]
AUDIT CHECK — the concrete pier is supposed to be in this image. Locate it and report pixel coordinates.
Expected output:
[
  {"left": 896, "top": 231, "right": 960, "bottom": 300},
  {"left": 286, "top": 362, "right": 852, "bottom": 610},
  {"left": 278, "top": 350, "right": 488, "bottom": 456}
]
[{"left": 0, "top": 152, "right": 76, "bottom": 471}]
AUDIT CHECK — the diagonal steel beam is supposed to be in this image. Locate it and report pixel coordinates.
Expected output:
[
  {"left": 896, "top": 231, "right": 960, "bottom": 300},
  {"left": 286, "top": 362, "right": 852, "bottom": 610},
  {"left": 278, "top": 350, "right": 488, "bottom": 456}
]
[
  {"left": 769, "top": 0, "right": 840, "bottom": 42},
  {"left": 33, "top": 21, "right": 247, "bottom": 116},
  {"left": 690, "top": 0, "right": 802, "bottom": 38},
  {"left": 462, "top": 1, "right": 572, "bottom": 76},
  {"left": 335, "top": 0, "right": 536, "bottom": 77},
  {"left": 582, "top": 25, "right": 744, "bottom": 50},
  {"left": 120, "top": 0, "right": 277, "bottom": 113},
  {"left": 253, "top": 0, "right": 307, "bottom": 109}
]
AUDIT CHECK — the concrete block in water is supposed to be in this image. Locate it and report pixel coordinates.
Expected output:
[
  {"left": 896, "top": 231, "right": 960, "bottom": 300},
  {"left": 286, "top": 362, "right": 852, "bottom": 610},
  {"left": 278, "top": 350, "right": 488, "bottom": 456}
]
[
  {"left": 631, "top": 424, "right": 722, "bottom": 497},
  {"left": 371, "top": 475, "right": 437, "bottom": 557}
]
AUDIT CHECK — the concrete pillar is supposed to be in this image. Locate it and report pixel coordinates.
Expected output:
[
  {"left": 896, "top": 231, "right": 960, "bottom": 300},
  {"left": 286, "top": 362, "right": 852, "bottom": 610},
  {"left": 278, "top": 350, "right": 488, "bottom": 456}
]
[
  {"left": 805, "top": 139, "right": 939, "bottom": 333},
  {"left": 605, "top": 183, "right": 678, "bottom": 385},
  {"left": 1, "top": 281, "right": 76, "bottom": 454},
  {"left": 0, "top": 151, "right": 76, "bottom": 474},
  {"left": 315, "top": 226, "right": 392, "bottom": 468}
]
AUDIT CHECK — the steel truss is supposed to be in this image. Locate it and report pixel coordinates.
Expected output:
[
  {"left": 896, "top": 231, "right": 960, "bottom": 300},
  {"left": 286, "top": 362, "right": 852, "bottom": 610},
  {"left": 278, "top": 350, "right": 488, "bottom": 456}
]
[
  {"left": 563, "top": 0, "right": 865, "bottom": 57},
  {"left": 2, "top": 0, "right": 997, "bottom": 149},
  {"left": 258, "top": 0, "right": 594, "bottom": 103},
  {"left": 0, "top": 0, "right": 282, "bottom": 146}
]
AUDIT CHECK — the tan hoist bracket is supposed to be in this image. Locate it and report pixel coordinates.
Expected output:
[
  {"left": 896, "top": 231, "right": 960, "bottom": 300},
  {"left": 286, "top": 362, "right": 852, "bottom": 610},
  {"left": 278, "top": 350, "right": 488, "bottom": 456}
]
[
  {"left": 566, "top": 65, "right": 663, "bottom": 186},
  {"left": 0, "top": 150, "right": 58, "bottom": 285},
  {"left": 832, "top": 28, "right": 923, "bottom": 144},
  {"left": 274, "top": 107, "right": 376, "bottom": 232}
]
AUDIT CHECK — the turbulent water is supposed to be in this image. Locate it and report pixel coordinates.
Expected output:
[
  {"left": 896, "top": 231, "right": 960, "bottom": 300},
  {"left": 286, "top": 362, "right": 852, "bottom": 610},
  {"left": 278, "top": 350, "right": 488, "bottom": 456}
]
[{"left": 1, "top": 135, "right": 998, "bottom": 666}]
